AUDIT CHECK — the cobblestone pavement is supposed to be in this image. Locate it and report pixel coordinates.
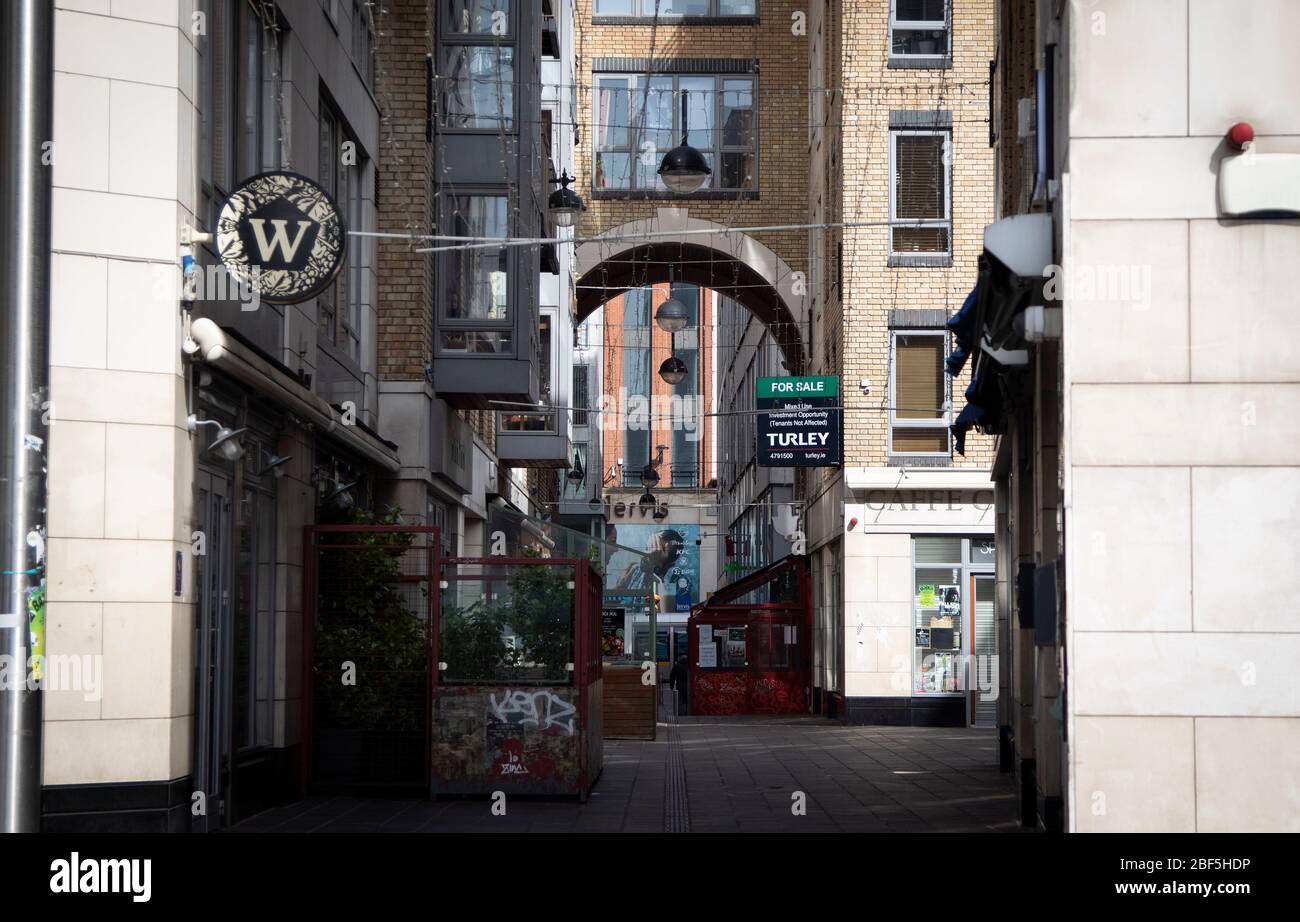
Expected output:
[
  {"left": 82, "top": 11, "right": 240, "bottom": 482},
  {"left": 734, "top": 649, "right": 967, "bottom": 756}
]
[{"left": 237, "top": 692, "right": 1020, "bottom": 833}]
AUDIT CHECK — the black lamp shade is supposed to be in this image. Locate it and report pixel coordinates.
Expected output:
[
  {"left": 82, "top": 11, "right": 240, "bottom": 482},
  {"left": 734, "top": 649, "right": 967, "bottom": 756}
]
[
  {"left": 658, "top": 142, "right": 711, "bottom": 193},
  {"left": 659, "top": 354, "right": 688, "bottom": 385}
]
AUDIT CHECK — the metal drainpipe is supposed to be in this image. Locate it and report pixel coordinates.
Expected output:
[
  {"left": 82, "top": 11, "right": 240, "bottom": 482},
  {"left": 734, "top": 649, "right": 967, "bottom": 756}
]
[{"left": 0, "top": 0, "right": 53, "bottom": 833}]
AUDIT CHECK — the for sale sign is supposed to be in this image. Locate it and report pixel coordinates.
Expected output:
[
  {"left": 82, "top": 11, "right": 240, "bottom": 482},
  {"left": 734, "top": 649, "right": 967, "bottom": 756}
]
[{"left": 756, "top": 375, "right": 842, "bottom": 467}]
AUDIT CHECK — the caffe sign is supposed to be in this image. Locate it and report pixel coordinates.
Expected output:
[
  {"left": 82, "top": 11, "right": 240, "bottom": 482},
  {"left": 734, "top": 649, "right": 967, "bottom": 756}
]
[{"left": 216, "top": 171, "right": 346, "bottom": 305}]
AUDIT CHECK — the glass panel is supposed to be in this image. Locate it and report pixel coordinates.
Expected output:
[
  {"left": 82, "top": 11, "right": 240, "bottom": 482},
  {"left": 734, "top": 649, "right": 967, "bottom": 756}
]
[
  {"left": 439, "top": 563, "right": 575, "bottom": 684},
  {"left": 445, "top": 0, "right": 510, "bottom": 33},
  {"left": 623, "top": 288, "right": 651, "bottom": 471},
  {"left": 442, "top": 45, "right": 514, "bottom": 129},
  {"left": 914, "top": 536, "right": 962, "bottom": 564},
  {"left": 896, "top": 0, "right": 946, "bottom": 23},
  {"left": 443, "top": 194, "right": 509, "bottom": 322},
  {"left": 440, "top": 330, "right": 513, "bottom": 352},
  {"left": 679, "top": 77, "right": 715, "bottom": 153},
  {"left": 595, "top": 151, "right": 632, "bottom": 190},
  {"left": 633, "top": 77, "right": 674, "bottom": 189},
  {"left": 234, "top": 489, "right": 254, "bottom": 750},
  {"left": 720, "top": 79, "right": 754, "bottom": 147},
  {"left": 502, "top": 317, "right": 553, "bottom": 430},
  {"left": 720, "top": 151, "right": 755, "bottom": 189},
  {"left": 237, "top": 0, "right": 261, "bottom": 180},
  {"left": 913, "top": 564, "right": 963, "bottom": 694},
  {"left": 595, "top": 77, "right": 630, "bottom": 148},
  {"left": 895, "top": 334, "right": 945, "bottom": 420},
  {"left": 719, "top": 0, "right": 756, "bottom": 13},
  {"left": 892, "top": 427, "right": 948, "bottom": 453},
  {"left": 892, "top": 225, "right": 950, "bottom": 253},
  {"left": 894, "top": 133, "right": 946, "bottom": 220},
  {"left": 892, "top": 28, "right": 949, "bottom": 56},
  {"left": 969, "top": 537, "right": 996, "bottom": 564},
  {"left": 254, "top": 489, "right": 275, "bottom": 747},
  {"left": 661, "top": 0, "right": 710, "bottom": 15},
  {"left": 720, "top": 625, "right": 747, "bottom": 668},
  {"left": 593, "top": 0, "right": 634, "bottom": 13}
]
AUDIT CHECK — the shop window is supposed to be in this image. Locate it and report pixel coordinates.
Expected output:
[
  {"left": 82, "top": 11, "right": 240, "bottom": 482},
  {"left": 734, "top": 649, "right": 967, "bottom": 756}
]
[
  {"left": 890, "top": 128, "right": 951, "bottom": 254},
  {"left": 890, "top": 0, "right": 950, "bottom": 61},
  {"left": 911, "top": 536, "right": 994, "bottom": 698},
  {"left": 913, "top": 559, "right": 963, "bottom": 694},
  {"left": 890, "top": 331, "right": 949, "bottom": 455},
  {"left": 594, "top": 74, "right": 755, "bottom": 192}
]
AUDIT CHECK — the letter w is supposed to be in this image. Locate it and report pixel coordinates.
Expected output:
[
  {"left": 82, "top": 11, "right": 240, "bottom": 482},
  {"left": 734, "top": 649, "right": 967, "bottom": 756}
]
[{"left": 248, "top": 219, "right": 311, "bottom": 262}]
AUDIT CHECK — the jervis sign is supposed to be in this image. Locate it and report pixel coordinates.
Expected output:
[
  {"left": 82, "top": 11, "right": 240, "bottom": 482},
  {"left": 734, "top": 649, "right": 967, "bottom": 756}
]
[
  {"left": 216, "top": 171, "right": 347, "bottom": 305},
  {"left": 756, "top": 375, "right": 842, "bottom": 468}
]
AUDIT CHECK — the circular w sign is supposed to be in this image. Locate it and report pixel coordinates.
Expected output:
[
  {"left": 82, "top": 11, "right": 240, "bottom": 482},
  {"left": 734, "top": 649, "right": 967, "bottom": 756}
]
[{"left": 216, "top": 171, "right": 346, "bottom": 305}]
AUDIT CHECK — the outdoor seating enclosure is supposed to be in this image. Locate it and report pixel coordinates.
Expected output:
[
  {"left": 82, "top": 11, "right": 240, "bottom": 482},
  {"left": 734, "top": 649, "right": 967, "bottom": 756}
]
[
  {"left": 688, "top": 556, "right": 812, "bottom": 715},
  {"left": 304, "top": 526, "right": 603, "bottom": 800}
]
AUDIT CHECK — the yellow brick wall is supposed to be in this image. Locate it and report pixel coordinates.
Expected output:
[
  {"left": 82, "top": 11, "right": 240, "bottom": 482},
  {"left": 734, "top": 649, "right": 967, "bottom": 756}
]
[
  {"left": 574, "top": 0, "right": 997, "bottom": 473},
  {"left": 831, "top": 0, "right": 997, "bottom": 470},
  {"left": 573, "top": 0, "right": 812, "bottom": 292}
]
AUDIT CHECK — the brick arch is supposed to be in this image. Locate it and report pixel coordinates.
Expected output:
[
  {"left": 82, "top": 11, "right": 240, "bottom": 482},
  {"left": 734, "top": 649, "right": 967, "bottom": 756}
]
[{"left": 574, "top": 211, "right": 807, "bottom": 373}]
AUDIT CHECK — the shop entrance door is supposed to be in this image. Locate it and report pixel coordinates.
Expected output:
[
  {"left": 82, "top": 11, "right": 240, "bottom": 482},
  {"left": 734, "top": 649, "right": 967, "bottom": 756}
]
[
  {"left": 194, "top": 468, "right": 234, "bottom": 831},
  {"left": 969, "top": 574, "right": 996, "bottom": 727}
]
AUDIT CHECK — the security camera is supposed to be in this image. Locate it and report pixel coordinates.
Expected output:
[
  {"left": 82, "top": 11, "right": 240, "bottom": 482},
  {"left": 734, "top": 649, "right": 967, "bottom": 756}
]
[{"left": 859, "top": 379, "right": 871, "bottom": 394}]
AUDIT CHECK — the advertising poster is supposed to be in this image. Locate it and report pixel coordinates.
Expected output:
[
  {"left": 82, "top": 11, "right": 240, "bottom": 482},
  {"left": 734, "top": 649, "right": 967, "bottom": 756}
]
[
  {"left": 601, "top": 608, "right": 625, "bottom": 658},
  {"left": 604, "top": 522, "right": 701, "bottom": 613}
]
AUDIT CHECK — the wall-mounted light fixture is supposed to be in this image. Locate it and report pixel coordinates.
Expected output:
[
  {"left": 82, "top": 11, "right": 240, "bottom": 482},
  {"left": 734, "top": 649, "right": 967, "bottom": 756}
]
[
  {"left": 257, "top": 452, "right": 292, "bottom": 480},
  {"left": 186, "top": 414, "right": 247, "bottom": 462}
]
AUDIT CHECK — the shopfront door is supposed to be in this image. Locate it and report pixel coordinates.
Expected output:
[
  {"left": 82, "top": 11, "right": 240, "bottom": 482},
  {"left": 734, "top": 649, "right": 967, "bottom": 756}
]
[
  {"left": 194, "top": 468, "right": 234, "bottom": 831},
  {"left": 969, "top": 573, "right": 996, "bottom": 727}
]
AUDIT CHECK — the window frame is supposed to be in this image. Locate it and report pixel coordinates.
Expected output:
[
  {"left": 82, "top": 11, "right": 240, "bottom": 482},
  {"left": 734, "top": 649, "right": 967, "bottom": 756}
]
[
  {"left": 888, "top": 329, "right": 951, "bottom": 457},
  {"left": 440, "top": 0, "right": 513, "bottom": 38},
  {"left": 437, "top": 189, "right": 514, "bottom": 344},
  {"left": 317, "top": 93, "right": 365, "bottom": 366},
  {"left": 592, "top": 0, "right": 757, "bottom": 19},
  {"left": 592, "top": 72, "right": 758, "bottom": 195},
  {"left": 889, "top": 0, "right": 951, "bottom": 64},
  {"left": 352, "top": 0, "right": 375, "bottom": 88},
  {"left": 888, "top": 126, "right": 952, "bottom": 258}
]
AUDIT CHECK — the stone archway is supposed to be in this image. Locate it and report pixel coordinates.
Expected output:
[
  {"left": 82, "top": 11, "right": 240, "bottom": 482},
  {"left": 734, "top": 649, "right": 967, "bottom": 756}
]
[{"left": 574, "top": 209, "right": 808, "bottom": 372}]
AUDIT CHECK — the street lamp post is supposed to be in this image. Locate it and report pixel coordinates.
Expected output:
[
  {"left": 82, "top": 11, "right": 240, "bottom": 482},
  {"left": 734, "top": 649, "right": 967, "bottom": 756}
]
[{"left": 0, "top": 0, "right": 53, "bottom": 834}]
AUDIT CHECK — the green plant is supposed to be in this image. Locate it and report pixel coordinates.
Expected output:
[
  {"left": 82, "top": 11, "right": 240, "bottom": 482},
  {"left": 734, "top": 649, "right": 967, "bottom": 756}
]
[
  {"left": 313, "top": 506, "right": 427, "bottom": 732},
  {"left": 439, "top": 550, "right": 576, "bottom": 683}
]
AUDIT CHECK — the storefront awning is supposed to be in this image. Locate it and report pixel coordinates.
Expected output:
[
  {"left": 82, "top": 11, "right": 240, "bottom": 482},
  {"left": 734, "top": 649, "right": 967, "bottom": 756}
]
[{"left": 948, "top": 214, "right": 1052, "bottom": 455}]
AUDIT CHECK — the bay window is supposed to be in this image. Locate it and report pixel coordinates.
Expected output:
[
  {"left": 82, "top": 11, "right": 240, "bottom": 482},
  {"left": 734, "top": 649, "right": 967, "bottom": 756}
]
[{"left": 439, "top": 193, "right": 512, "bottom": 353}]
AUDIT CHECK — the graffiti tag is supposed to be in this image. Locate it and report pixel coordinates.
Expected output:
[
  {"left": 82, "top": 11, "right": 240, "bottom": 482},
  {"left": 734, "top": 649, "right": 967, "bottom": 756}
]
[{"left": 487, "top": 690, "right": 577, "bottom": 735}]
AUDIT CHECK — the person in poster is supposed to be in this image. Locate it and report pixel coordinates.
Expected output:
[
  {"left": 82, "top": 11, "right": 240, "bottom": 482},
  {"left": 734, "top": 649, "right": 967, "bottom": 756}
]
[{"left": 606, "top": 523, "right": 702, "bottom": 612}]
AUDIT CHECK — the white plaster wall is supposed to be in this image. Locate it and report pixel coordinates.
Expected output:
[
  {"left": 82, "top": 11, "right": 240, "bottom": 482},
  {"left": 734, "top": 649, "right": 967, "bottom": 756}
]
[{"left": 1065, "top": 0, "right": 1300, "bottom": 832}]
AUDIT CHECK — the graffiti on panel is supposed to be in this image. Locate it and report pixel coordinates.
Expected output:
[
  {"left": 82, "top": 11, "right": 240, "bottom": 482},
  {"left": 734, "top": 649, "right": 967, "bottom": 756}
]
[
  {"left": 430, "top": 686, "right": 582, "bottom": 794},
  {"left": 487, "top": 689, "right": 577, "bottom": 735}
]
